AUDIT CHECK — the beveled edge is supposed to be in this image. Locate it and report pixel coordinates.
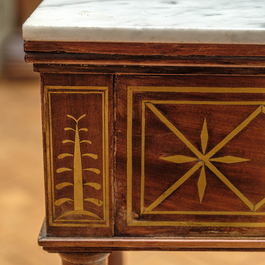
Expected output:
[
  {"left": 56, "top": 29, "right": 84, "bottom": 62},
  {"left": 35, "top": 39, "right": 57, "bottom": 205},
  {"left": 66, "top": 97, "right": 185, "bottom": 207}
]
[{"left": 38, "top": 221, "right": 265, "bottom": 252}]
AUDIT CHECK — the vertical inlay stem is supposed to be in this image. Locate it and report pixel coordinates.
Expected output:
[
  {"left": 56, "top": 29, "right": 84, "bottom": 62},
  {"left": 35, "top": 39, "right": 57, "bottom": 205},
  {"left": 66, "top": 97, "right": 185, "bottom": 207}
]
[{"left": 74, "top": 122, "right": 84, "bottom": 211}]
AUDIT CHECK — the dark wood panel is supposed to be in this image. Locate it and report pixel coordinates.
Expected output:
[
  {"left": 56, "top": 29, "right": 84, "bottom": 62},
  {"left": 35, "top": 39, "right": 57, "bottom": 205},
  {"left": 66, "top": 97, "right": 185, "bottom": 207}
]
[
  {"left": 115, "top": 74, "right": 265, "bottom": 237},
  {"left": 25, "top": 52, "right": 265, "bottom": 66},
  {"left": 41, "top": 74, "right": 114, "bottom": 237},
  {"left": 33, "top": 64, "right": 265, "bottom": 75},
  {"left": 38, "top": 225, "right": 265, "bottom": 252},
  {"left": 24, "top": 41, "right": 265, "bottom": 57}
]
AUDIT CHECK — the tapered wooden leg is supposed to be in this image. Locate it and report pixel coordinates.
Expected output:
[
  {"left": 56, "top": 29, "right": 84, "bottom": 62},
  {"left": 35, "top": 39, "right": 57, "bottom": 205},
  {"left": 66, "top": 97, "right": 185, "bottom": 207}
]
[
  {"left": 59, "top": 253, "right": 110, "bottom": 265},
  {"left": 108, "top": 252, "right": 123, "bottom": 265}
]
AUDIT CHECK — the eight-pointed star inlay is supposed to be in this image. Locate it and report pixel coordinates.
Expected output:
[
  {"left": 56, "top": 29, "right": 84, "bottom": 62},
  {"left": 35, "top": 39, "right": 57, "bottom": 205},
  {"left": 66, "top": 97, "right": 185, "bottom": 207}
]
[{"left": 144, "top": 103, "right": 265, "bottom": 213}]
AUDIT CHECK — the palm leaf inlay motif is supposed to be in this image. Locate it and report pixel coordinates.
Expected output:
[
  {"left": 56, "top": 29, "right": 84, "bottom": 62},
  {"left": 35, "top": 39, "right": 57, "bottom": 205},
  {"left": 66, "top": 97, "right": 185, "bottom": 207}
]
[{"left": 55, "top": 114, "right": 102, "bottom": 220}]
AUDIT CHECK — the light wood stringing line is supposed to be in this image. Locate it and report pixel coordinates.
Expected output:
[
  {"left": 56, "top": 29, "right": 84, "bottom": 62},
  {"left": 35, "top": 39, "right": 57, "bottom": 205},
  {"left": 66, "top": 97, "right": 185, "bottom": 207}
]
[{"left": 127, "top": 86, "right": 265, "bottom": 226}]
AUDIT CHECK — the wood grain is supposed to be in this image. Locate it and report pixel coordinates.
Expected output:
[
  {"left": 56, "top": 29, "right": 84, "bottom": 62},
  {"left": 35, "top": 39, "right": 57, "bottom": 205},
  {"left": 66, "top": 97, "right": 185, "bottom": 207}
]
[
  {"left": 115, "top": 74, "right": 265, "bottom": 237},
  {"left": 33, "top": 64, "right": 265, "bottom": 75},
  {"left": 38, "top": 223, "right": 265, "bottom": 252},
  {"left": 23, "top": 38, "right": 265, "bottom": 254},
  {"left": 24, "top": 42, "right": 265, "bottom": 57},
  {"left": 41, "top": 74, "right": 114, "bottom": 237},
  {"left": 25, "top": 52, "right": 265, "bottom": 67}
]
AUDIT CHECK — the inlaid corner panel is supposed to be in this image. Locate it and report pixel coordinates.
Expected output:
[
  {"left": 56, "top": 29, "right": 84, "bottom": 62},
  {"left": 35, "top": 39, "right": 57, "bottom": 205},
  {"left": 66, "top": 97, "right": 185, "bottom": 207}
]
[
  {"left": 43, "top": 80, "right": 113, "bottom": 236},
  {"left": 115, "top": 75, "right": 265, "bottom": 236}
]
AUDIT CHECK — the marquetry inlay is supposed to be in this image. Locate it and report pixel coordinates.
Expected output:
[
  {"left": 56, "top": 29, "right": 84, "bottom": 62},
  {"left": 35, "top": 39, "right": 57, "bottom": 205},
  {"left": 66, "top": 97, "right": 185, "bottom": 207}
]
[
  {"left": 127, "top": 86, "right": 265, "bottom": 227},
  {"left": 44, "top": 86, "right": 109, "bottom": 227},
  {"left": 147, "top": 104, "right": 253, "bottom": 211},
  {"left": 55, "top": 114, "right": 103, "bottom": 220}
]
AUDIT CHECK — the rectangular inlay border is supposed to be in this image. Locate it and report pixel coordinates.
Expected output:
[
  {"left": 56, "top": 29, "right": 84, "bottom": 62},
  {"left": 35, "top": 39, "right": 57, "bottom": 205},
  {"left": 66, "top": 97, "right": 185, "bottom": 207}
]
[
  {"left": 45, "top": 86, "right": 109, "bottom": 227},
  {"left": 127, "top": 86, "right": 265, "bottom": 227}
]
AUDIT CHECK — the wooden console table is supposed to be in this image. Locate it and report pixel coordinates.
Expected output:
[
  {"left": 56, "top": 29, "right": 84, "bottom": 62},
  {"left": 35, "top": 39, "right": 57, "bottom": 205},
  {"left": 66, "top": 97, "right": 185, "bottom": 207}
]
[{"left": 23, "top": 1, "right": 265, "bottom": 264}]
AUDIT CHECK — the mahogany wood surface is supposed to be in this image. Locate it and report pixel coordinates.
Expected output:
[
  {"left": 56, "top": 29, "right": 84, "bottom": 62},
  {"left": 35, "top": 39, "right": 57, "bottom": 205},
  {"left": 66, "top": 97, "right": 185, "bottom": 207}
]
[
  {"left": 24, "top": 42, "right": 265, "bottom": 68},
  {"left": 25, "top": 52, "right": 265, "bottom": 67},
  {"left": 41, "top": 74, "right": 114, "bottom": 237},
  {"left": 115, "top": 74, "right": 265, "bottom": 237},
  {"left": 33, "top": 64, "right": 265, "bottom": 76},
  {"left": 23, "top": 39, "right": 265, "bottom": 255},
  {"left": 24, "top": 41, "right": 265, "bottom": 57},
  {"left": 38, "top": 222, "right": 265, "bottom": 252}
]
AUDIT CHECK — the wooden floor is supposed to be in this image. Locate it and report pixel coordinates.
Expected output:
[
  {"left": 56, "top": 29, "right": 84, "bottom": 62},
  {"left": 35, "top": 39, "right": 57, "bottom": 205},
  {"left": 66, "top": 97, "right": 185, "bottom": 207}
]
[
  {"left": 1, "top": 77, "right": 265, "bottom": 265},
  {"left": 0, "top": 77, "right": 60, "bottom": 265}
]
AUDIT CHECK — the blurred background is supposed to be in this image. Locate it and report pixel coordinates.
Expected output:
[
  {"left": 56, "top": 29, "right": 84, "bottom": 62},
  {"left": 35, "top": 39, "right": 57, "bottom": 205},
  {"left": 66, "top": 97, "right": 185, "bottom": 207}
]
[{"left": 0, "top": 1, "right": 265, "bottom": 264}]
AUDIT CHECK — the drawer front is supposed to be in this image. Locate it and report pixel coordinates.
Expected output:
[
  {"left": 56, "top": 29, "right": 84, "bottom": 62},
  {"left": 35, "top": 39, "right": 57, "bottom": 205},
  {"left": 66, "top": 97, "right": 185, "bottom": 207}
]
[
  {"left": 115, "top": 75, "right": 265, "bottom": 237},
  {"left": 41, "top": 74, "right": 114, "bottom": 237}
]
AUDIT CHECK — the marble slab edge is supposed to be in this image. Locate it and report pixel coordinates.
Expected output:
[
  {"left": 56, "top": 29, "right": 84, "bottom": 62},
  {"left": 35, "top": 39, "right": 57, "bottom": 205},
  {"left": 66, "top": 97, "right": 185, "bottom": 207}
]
[{"left": 22, "top": 25, "right": 265, "bottom": 44}]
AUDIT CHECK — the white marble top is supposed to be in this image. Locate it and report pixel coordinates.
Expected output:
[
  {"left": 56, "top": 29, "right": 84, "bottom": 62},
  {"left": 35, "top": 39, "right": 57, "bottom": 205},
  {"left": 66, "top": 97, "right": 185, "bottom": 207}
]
[{"left": 23, "top": 0, "right": 265, "bottom": 44}]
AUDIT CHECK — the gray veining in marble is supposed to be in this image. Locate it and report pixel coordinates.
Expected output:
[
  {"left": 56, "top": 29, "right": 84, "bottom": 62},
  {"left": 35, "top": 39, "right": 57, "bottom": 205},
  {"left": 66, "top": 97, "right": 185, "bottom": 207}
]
[{"left": 23, "top": 0, "right": 265, "bottom": 43}]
